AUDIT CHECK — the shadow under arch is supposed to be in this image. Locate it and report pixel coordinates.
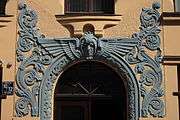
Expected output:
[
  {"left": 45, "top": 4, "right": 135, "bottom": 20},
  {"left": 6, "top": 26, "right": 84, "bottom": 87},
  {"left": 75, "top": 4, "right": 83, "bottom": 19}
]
[
  {"left": 54, "top": 60, "right": 128, "bottom": 120},
  {"left": 39, "top": 54, "right": 140, "bottom": 120}
]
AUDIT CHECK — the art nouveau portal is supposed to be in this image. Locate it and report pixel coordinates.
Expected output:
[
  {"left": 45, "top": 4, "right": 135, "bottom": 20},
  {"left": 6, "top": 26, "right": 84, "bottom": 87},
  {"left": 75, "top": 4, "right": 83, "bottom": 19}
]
[{"left": 15, "top": 1, "right": 164, "bottom": 120}]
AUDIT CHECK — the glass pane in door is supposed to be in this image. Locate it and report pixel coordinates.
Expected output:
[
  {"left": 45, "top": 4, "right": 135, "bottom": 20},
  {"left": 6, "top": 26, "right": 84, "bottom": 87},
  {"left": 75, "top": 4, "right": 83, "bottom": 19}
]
[
  {"left": 54, "top": 100, "right": 88, "bottom": 120},
  {"left": 54, "top": 61, "right": 127, "bottom": 120},
  {"left": 91, "top": 98, "right": 124, "bottom": 120},
  {"left": 61, "top": 106, "right": 85, "bottom": 120}
]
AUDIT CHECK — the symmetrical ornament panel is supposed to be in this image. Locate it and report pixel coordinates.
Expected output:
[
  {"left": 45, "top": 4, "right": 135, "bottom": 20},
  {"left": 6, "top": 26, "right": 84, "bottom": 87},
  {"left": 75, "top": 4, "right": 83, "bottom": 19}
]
[{"left": 15, "top": 1, "right": 164, "bottom": 120}]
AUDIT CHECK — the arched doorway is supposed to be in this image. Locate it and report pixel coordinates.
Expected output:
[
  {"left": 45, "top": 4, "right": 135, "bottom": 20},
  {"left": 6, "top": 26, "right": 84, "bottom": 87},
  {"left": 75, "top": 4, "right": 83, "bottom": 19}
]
[
  {"left": 54, "top": 61, "right": 128, "bottom": 120},
  {"left": 15, "top": 3, "right": 164, "bottom": 120}
]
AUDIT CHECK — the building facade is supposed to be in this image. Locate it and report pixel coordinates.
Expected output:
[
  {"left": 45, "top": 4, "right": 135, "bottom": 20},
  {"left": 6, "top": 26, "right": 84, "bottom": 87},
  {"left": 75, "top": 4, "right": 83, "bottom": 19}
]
[{"left": 0, "top": 0, "right": 180, "bottom": 120}]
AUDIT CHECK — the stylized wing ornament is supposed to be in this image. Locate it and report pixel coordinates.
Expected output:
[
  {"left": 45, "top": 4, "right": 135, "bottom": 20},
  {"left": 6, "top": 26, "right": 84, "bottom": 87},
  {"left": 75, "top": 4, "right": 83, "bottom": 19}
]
[
  {"left": 38, "top": 35, "right": 138, "bottom": 60},
  {"left": 38, "top": 38, "right": 81, "bottom": 60},
  {"left": 99, "top": 38, "right": 138, "bottom": 57}
]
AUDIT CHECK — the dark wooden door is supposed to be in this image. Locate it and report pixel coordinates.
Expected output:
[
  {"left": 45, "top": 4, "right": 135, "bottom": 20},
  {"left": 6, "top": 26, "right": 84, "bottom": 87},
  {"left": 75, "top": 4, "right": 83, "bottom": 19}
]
[
  {"left": 54, "top": 61, "right": 127, "bottom": 120},
  {"left": 55, "top": 96, "right": 121, "bottom": 120},
  {"left": 54, "top": 100, "right": 88, "bottom": 120}
]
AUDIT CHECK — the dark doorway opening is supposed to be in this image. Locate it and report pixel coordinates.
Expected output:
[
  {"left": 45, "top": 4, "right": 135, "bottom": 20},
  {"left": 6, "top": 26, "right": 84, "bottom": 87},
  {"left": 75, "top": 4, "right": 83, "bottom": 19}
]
[{"left": 54, "top": 61, "right": 127, "bottom": 120}]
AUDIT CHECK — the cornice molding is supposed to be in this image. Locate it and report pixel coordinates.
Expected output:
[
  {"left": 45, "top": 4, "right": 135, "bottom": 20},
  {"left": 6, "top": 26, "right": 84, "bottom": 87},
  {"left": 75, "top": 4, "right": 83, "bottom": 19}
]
[
  {"left": 0, "top": 15, "right": 14, "bottom": 28},
  {"left": 55, "top": 14, "right": 122, "bottom": 36}
]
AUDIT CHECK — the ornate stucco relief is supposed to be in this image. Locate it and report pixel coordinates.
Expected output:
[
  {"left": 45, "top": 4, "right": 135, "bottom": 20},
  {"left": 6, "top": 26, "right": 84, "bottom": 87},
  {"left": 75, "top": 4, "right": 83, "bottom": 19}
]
[{"left": 15, "top": 1, "right": 164, "bottom": 120}]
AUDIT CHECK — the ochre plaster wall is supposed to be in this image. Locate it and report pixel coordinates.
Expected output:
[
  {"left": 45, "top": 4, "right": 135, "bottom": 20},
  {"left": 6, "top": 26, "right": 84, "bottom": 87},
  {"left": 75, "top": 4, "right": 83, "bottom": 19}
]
[
  {"left": 164, "top": 66, "right": 179, "bottom": 120},
  {"left": 163, "top": 23, "right": 180, "bottom": 56},
  {"left": 0, "top": 0, "right": 180, "bottom": 120},
  {"left": 26, "top": 0, "right": 69, "bottom": 37},
  {"left": 0, "top": 0, "right": 17, "bottom": 120},
  {"left": 106, "top": 0, "right": 161, "bottom": 37},
  {"left": 163, "top": 0, "right": 174, "bottom": 12}
]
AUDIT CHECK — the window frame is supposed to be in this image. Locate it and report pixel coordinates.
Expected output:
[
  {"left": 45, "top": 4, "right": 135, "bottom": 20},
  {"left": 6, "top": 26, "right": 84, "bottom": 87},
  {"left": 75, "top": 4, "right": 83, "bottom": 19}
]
[
  {"left": 0, "top": 0, "right": 8, "bottom": 16},
  {"left": 64, "top": 0, "right": 115, "bottom": 15}
]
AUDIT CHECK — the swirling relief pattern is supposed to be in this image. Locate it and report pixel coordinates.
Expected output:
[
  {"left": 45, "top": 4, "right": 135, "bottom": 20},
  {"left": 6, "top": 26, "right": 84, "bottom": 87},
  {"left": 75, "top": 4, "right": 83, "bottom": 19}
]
[
  {"left": 15, "top": 1, "right": 164, "bottom": 120},
  {"left": 16, "top": 2, "right": 52, "bottom": 117},
  {"left": 126, "top": 2, "right": 165, "bottom": 117}
]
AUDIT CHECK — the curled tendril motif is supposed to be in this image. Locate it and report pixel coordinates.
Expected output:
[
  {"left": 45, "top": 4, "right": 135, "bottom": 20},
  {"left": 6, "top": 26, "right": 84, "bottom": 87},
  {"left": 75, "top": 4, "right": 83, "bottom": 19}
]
[
  {"left": 15, "top": 1, "right": 50, "bottom": 117},
  {"left": 18, "top": 36, "right": 33, "bottom": 52},
  {"left": 145, "top": 34, "right": 160, "bottom": 50},
  {"left": 140, "top": 70, "right": 157, "bottom": 86},
  {"left": 18, "top": 3, "right": 38, "bottom": 32},
  {"left": 140, "top": 2, "right": 160, "bottom": 28},
  {"left": 139, "top": 3, "right": 161, "bottom": 51},
  {"left": 149, "top": 98, "right": 164, "bottom": 117},
  {"left": 24, "top": 69, "right": 37, "bottom": 86},
  {"left": 126, "top": 2, "right": 165, "bottom": 117},
  {"left": 15, "top": 98, "right": 29, "bottom": 117}
]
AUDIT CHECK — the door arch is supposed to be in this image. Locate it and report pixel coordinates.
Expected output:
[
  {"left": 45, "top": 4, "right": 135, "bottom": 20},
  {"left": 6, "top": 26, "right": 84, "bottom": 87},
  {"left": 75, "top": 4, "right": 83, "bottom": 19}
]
[
  {"left": 39, "top": 55, "right": 140, "bottom": 120},
  {"left": 54, "top": 61, "right": 128, "bottom": 120}
]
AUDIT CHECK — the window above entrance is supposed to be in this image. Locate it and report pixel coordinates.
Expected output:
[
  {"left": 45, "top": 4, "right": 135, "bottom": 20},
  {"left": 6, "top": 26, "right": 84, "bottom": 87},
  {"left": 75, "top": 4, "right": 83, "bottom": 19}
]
[
  {"left": 65, "top": 0, "right": 114, "bottom": 14},
  {"left": 56, "top": 0, "right": 121, "bottom": 36}
]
